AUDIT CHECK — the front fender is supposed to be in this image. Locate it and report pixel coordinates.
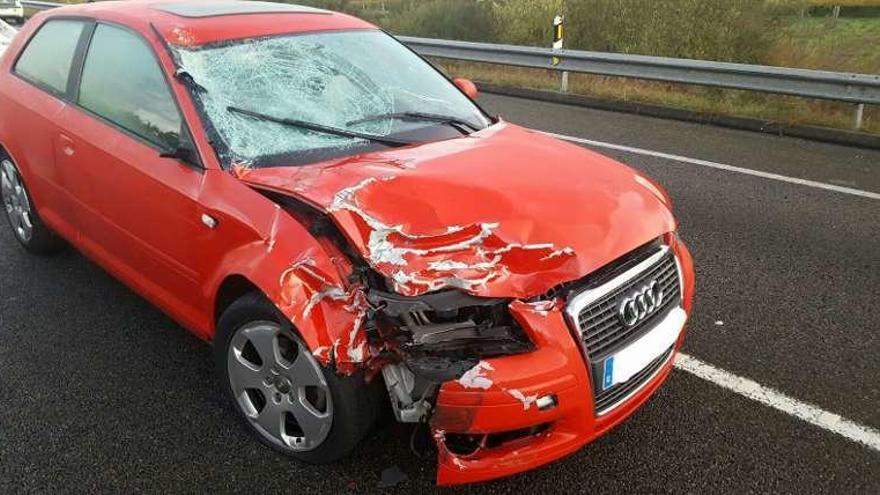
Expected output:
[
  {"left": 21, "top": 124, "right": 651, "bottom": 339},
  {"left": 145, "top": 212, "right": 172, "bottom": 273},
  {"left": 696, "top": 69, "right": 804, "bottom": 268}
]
[{"left": 203, "top": 196, "right": 369, "bottom": 374}]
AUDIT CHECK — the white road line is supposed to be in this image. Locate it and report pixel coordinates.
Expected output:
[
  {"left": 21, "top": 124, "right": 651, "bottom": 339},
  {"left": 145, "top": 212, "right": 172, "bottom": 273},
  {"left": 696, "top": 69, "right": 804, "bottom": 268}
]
[
  {"left": 547, "top": 132, "right": 880, "bottom": 201},
  {"left": 675, "top": 353, "right": 880, "bottom": 452}
]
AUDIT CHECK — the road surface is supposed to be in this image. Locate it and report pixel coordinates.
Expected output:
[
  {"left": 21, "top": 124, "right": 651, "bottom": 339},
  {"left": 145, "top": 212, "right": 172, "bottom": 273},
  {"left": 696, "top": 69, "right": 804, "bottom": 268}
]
[{"left": 1, "top": 92, "right": 878, "bottom": 493}]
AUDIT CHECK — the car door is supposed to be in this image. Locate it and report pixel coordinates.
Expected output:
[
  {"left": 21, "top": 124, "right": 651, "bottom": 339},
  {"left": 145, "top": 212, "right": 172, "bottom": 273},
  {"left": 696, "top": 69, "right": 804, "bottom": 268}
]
[
  {"left": 55, "top": 22, "right": 208, "bottom": 329},
  {"left": 5, "top": 19, "right": 88, "bottom": 235}
]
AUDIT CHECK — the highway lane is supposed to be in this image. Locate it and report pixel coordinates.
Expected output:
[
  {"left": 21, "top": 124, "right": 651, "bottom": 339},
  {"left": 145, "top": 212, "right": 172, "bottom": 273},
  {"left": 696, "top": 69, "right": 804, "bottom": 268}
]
[
  {"left": 478, "top": 93, "right": 880, "bottom": 430},
  {"left": 1, "top": 95, "right": 878, "bottom": 492},
  {"left": 481, "top": 93, "right": 880, "bottom": 193}
]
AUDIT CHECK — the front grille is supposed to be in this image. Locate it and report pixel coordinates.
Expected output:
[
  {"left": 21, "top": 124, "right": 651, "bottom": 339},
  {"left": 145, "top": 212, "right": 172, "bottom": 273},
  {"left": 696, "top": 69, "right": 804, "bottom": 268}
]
[
  {"left": 594, "top": 345, "right": 673, "bottom": 414},
  {"left": 576, "top": 248, "right": 680, "bottom": 361}
]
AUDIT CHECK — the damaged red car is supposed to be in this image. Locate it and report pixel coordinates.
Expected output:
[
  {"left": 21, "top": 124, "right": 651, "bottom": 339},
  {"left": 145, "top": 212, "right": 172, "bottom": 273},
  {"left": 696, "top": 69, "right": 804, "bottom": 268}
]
[{"left": 0, "top": 0, "right": 694, "bottom": 485}]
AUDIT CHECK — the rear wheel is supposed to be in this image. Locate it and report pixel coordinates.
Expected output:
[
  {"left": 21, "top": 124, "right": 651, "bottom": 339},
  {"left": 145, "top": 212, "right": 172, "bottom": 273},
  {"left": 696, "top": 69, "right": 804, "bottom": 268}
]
[
  {"left": 215, "top": 292, "right": 383, "bottom": 463},
  {"left": 0, "top": 155, "right": 64, "bottom": 254}
]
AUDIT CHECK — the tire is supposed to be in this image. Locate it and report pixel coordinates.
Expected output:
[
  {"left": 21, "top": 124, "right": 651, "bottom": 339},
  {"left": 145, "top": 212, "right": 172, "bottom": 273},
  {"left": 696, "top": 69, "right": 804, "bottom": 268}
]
[
  {"left": 214, "top": 291, "right": 383, "bottom": 463},
  {"left": 0, "top": 153, "right": 65, "bottom": 254}
]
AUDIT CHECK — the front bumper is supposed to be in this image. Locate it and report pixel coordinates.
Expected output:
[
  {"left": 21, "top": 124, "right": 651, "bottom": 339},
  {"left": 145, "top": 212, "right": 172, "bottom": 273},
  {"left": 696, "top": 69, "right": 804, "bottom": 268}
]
[{"left": 432, "top": 239, "right": 695, "bottom": 485}]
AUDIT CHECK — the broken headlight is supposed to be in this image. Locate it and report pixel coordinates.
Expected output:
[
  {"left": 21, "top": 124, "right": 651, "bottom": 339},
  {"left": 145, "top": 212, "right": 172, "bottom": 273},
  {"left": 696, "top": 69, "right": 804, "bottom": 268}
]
[{"left": 368, "top": 289, "right": 534, "bottom": 382}]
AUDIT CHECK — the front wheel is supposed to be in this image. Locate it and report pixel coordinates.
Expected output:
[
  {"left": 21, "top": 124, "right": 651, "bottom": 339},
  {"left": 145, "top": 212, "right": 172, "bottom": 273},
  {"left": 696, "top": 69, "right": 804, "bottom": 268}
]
[{"left": 214, "top": 292, "right": 383, "bottom": 463}]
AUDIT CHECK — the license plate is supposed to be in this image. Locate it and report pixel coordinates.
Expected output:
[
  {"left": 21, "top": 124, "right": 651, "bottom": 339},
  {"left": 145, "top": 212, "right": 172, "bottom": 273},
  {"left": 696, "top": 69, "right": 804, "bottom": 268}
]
[{"left": 599, "top": 307, "right": 686, "bottom": 391}]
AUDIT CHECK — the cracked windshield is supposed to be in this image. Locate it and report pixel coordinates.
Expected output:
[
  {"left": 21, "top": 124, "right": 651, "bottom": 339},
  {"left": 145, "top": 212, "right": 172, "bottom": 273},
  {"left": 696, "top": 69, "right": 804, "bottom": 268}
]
[{"left": 175, "top": 30, "right": 490, "bottom": 167}]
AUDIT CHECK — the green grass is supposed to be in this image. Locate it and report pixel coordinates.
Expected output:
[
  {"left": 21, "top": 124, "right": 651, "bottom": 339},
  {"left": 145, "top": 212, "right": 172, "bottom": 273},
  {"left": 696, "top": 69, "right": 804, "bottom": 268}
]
[
  {"left": 771, "top": 16, "right": 880, "bottom": 73},
  {"left": 21, "top": 1, "right": 880, "bottom": 135},
  {"left": 433, "top": 13, "right": 880, "bottom": 136},
  {"left": 437, "top": 60, "right": 879, "bottom": 135}
]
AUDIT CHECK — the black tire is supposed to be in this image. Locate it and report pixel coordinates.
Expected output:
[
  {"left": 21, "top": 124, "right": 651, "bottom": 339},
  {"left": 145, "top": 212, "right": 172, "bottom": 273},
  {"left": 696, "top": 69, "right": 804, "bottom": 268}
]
[
  {"left": 214, "top": 291, "right": 384, "bottom": 464},
  {"left": 0, "top": 152, "right": 65, "bottom": 254}
]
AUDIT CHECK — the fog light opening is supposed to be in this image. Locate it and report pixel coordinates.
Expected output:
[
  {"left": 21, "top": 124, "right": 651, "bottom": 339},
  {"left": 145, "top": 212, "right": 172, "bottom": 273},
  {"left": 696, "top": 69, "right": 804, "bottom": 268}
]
[
  {"left": 536, "top": 394, "right": 557, "bottom": 411},
  {"left": 484, "top": 423, "right": 552, "bottom": 449},
  {"left": 444, "top": 433, "right": 486, "bottom": 456}
]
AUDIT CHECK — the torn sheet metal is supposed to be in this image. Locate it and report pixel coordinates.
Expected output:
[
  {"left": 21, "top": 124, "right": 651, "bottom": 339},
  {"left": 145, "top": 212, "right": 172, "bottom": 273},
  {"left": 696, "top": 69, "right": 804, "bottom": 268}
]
[
  {"left": 324, "top": 176, "right": 579, "bottom": 297},
  {"left": 276, "top": 254, "right": 370, "bottom": 374},
  {"left": 505, "top": 388, "right": 539, "bottom": 410},
  {"left": 238, "top": 123, "right": 677, "bottom": 300},
  {"left": 456, "top": 361, "right": 494, "bottom": 390},
  {"left": 520, "top": 300, "right": 557, "bottom": 317}
]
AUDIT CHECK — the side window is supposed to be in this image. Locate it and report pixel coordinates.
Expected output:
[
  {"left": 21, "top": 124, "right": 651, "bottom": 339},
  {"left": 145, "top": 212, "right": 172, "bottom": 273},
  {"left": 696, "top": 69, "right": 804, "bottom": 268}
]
[
  {"left": 78, "top": 24, "right": 181, "bottom": 150},
  {"left": 14, "top": 20, "right": 85, "bottom": 96}
]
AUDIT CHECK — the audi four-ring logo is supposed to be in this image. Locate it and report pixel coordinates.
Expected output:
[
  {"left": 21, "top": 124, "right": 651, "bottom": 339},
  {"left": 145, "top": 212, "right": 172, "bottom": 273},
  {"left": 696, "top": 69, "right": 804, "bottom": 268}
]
[{"left": 617, "top": 280, "right": 664, "bottom": 327}]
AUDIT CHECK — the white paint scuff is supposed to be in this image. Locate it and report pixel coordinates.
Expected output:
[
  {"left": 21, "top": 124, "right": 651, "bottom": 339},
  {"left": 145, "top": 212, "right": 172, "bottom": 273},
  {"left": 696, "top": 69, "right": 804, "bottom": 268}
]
[
  {"left": 330, "top": 177, "right": 499, "bottom": 268},
  {"left": 277, "top": 255, "right": 369, "bottom": 369},
  {"left": 279, "top": 257, "right": 351, "bottom": 318},
  {"left": 523, "top": 300, "right": 556, "bottom": 316},
  {"left": 505, "top": 388, "right": 539, "bottom": 410},
  {"left": 265, "top": 204, "right": 282, "bottom": 253},
  {"left": 327, "top": 176, "right": 576, "bottom": 295},
  {"left": 675, "top": 353, "right": 880, "bottom": 452},
  {"left": 311, "top": 346, "right": 331, "bottom": 360},
  {"left": 457, "top": 361, "right": 495, "bottom": 390}
]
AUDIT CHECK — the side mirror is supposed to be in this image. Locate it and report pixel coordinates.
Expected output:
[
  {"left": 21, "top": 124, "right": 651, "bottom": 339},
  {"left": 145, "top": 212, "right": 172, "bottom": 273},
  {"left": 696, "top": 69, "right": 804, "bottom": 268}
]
[
  {"left": 160, "top": 144, "right": 201, "bottom": 168},
  {"left": 453, "top": 78, "right": 478, "bottom": 99}
]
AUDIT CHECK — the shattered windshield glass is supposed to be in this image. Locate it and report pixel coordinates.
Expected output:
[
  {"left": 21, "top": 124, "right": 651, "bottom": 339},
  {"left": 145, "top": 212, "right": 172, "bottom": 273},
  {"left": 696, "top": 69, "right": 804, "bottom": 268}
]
[{"left": 174, "top": 30, "right": 491, "bottom": 168}]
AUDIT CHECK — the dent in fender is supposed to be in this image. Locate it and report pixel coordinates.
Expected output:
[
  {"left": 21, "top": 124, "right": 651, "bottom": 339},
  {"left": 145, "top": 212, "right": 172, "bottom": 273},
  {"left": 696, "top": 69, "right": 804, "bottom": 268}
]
[{"left": 276, "top": 255, "right": 369, "bottom": 374}]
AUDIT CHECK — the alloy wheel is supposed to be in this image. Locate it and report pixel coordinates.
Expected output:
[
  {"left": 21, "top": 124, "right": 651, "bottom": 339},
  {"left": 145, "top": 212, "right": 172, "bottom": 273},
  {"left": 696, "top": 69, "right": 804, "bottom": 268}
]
[
  {"left": 227, "top": 321, "right": 333, "bottom": 452},
  {"left": 0, "top": 159, "right": 34, "bottom": 243}
]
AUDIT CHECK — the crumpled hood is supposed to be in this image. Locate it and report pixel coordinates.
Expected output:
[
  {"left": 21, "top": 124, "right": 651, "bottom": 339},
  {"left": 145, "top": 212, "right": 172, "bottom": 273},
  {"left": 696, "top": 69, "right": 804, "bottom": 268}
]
[{"left": 238, "top": 122, "right": 676, "bottom": 298}]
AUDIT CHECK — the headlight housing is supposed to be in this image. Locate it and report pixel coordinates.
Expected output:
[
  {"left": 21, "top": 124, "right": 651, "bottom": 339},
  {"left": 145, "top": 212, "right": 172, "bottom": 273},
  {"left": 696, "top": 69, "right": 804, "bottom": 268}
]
[{"left": 368, "top": 289, "right": 534, "bottom": 381}]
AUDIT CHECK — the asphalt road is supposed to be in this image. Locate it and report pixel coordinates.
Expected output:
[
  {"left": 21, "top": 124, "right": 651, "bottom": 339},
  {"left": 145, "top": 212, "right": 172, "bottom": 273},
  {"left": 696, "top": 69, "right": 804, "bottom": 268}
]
[{"left": 1, "top": 93, "right": 878, "bottom": 493}]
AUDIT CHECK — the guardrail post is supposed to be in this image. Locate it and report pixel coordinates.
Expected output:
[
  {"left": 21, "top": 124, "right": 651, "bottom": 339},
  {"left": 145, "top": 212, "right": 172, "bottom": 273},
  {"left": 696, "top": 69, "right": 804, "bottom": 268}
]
[
  {"left": 552, "top": 15, "right": 569, "bottom": 93},
  {"left": 853, "top": 104, "right": 865, "bottom": 131}
]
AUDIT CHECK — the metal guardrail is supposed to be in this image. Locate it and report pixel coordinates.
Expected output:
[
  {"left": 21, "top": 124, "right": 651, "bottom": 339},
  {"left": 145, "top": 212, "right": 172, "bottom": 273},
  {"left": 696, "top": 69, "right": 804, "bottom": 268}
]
[
  {"left": 21, "top": 1, "right": 880, "bottom": 125},
  {"left": 400, "top": 37, "right": 880, "bottom": 107},
  {"left": 21, "top": 0, "right": 61, "bottom": 11}
]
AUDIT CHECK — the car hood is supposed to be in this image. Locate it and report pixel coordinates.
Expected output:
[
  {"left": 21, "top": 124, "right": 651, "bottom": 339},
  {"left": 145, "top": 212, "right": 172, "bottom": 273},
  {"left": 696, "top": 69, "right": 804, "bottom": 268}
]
[{"left": 237, "top": 122, "right": 676, "bottom": 299}]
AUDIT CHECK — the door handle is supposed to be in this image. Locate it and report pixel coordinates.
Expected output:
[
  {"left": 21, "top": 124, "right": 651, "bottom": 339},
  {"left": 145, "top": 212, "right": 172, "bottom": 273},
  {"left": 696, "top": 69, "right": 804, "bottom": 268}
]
[
  {"left": 59, "top": 134, "right": 76, "bottom": 157},
  {"left": 201, "top": 213, "right": 218, "bottom": 229}
]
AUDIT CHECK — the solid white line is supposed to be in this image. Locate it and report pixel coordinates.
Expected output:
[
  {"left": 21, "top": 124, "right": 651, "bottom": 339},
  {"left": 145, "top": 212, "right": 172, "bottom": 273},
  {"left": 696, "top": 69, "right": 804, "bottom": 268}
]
[
  {"left": 546, "top": 132, "right": 880, "bottom": 201},
  {"left": 675, "top": 353, "right": 880, "bottom": 452}
]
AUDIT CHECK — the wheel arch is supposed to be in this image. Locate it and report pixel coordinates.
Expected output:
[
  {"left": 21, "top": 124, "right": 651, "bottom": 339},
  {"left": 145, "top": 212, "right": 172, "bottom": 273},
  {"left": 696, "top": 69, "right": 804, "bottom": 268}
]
[
  {"left": 204, "top": 237, "right": 354, "bottom": 363},
  {"left": 213, "top": 274, "right": 265, "bottom": 332}
]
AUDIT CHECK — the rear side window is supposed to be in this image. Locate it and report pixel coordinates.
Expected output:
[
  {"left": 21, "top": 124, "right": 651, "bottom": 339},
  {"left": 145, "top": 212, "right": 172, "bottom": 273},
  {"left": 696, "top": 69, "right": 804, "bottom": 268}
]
[
  {"left": 14, "top": 20, "right": 85, "bottom": 96},
  {"left": 78, "top": 24, "right": 181, "bottom": 150}
]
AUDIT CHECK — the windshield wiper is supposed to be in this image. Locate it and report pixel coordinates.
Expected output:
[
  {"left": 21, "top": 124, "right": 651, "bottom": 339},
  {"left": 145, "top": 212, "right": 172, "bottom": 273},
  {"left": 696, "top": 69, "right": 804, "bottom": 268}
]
[
  {"left": 346, "top": 112, "right": 481, "bottom": 134},
  {"left": 227, "top": 106, "right": 413, "bottom": 148}
]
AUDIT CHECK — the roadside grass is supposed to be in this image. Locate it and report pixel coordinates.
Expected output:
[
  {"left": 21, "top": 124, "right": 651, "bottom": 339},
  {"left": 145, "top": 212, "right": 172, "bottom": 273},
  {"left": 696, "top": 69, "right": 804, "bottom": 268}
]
[
  {"left": 20, "top": 1, "right": 880, "bottom": 135},
  {"left": 434, "top": 57, "right": 879, "bottom": 136},
  {"left": 771, "top": 16, "right": 880, "bottom": 73}
]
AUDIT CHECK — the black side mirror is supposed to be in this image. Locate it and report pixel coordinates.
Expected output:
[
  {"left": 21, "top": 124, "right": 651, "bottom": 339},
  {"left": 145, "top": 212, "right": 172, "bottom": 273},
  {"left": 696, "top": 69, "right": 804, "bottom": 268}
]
[{"left": 160, "top": 145, "right": 201, "bottom": 168}]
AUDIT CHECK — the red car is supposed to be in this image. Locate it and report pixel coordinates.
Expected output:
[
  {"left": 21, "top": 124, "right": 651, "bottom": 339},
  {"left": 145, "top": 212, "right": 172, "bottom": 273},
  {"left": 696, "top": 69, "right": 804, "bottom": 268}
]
[{"left": 0, "top": 0, "right": 694, "bottom": 485}]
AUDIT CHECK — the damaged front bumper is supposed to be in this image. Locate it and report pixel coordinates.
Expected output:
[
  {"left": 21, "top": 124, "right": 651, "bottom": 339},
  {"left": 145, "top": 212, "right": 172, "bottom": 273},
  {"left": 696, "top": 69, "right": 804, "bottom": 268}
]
[{"left": 429, "top": 239, "right": 695, "bottom": 485}]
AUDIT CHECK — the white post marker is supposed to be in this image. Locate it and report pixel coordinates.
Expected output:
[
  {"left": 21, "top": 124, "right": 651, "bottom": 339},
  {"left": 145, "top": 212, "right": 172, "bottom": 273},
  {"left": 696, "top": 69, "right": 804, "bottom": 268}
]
[
  {"left": 552, "top": 14, "right": 569, "bottom": 93},
  {"left": 853, "top": 103, "right": 865, "bottom": 131}
]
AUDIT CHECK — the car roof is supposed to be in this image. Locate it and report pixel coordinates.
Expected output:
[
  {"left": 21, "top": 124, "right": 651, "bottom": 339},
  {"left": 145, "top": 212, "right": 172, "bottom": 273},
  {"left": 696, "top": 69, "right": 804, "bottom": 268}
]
[{"left": 38, "top": 0, "right": 377, "bottom": 47}]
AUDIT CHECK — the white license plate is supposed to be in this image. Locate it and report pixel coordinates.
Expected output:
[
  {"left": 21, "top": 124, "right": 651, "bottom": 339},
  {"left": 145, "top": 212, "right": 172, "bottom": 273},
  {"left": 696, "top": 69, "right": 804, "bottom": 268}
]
[{"left": 601, "top": 307, "right": 686, "bottom": 391}]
